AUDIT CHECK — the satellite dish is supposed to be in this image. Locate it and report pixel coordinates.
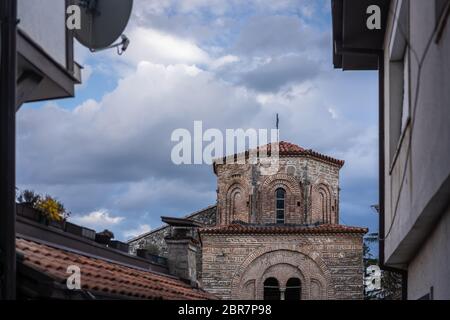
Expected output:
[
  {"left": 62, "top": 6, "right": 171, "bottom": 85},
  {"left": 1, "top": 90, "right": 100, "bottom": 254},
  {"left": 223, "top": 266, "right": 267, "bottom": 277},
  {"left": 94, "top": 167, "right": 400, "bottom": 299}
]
[{"left": 74, "top": 0, "right": 133, "bottom": 51}]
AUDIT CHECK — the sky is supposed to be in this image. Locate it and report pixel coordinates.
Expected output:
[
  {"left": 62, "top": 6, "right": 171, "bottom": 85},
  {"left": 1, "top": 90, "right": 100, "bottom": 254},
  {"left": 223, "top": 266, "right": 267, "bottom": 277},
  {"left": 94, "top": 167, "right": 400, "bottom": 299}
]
[{"left": 16, "top": 0, "right": 379, "bottom": 243}]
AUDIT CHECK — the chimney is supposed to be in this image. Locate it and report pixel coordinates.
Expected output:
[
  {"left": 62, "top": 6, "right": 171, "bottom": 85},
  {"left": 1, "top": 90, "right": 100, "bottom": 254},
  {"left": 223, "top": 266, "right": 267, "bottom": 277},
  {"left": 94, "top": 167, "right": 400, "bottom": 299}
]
[{"left": 162, "top": 217, "right": 203, "bottom": 286}]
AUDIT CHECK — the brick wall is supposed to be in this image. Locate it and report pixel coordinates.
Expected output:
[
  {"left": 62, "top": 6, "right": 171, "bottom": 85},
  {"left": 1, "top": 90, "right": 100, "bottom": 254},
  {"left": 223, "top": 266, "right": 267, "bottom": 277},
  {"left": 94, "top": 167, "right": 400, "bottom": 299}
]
[
  {"left": 215, "top": 157, "right": 341, "bottom": 226},
  {"left": 201, "top": 232, "right": 365, "bottom": 300}
]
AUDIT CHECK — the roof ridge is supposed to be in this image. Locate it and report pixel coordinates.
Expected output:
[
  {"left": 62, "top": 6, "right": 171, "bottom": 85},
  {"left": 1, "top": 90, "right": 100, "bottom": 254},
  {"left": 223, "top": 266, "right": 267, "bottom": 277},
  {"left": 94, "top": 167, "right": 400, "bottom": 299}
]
[
  {"left": 200, "top": 223, "right": 368, "bottom": 235},
  {"left": 17, "top": 235, "right": 179, "bottom": 280}
]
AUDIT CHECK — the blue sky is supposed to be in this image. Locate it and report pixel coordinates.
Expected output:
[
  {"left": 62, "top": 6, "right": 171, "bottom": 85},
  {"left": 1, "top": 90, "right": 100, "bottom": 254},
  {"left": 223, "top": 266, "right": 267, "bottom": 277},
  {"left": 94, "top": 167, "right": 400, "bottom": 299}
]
[{"left": 17, "top": 0, "right": 379, "bottom": 245}]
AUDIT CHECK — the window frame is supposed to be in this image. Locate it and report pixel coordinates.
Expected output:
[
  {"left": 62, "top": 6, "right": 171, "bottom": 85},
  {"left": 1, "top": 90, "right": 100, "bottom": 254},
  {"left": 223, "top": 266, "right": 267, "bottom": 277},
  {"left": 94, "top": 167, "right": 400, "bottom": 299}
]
[
  {"left": 275, "top": 188, "right": 286, "bottom": 224},
  {"left": 435, "top": 0, "right": 450, "bottom": 43},
  {"left": 387, "top": 0, "right": 411, "bottom": 174}
]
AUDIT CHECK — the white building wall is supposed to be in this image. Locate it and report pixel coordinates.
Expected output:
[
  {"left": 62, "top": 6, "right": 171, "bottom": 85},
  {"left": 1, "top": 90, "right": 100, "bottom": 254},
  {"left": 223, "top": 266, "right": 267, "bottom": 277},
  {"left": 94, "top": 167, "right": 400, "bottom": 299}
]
[
  {"left": 383, "top": 0, "right": 450, "bottom": 299},
  {"left": 17, "top": 0, "right": 67, "bottom": 67},
  {"left": 384, "top": 0, "right": 450, "bottom": 265},
  {"left": 408, "top": 205, "right": 450, "bottom": 300}
]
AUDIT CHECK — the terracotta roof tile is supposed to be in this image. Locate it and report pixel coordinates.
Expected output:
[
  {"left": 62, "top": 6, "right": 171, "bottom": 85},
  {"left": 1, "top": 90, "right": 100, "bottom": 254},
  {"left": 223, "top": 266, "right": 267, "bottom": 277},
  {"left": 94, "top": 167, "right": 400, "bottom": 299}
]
[
  {"left": 16, "top": 238, "right": 216, "bottom": 300},
  {"left": 200, "top": 223, "right": 368, "bottom": 235},
  {"left": 215, "top": 141, "right": 344, "bottom": 168}
]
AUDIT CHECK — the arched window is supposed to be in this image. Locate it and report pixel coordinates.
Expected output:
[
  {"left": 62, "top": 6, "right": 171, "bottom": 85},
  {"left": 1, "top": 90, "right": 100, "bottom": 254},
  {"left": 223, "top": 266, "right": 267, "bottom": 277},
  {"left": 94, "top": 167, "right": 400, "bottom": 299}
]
[
  {"left": 285, "top": 278, "right": 301, "bottom": 300},
  {"left": 263, "top": 278, "right": 280, "bottom": 300},
  {"left": 275, "top": 188, "right": 285, "bottom": 224},
  {"left": 318, "top": 185, "right": 331, "bottom": 224},
  {"left": 228, "top": 186, "right": 248, "bottom": 224}
]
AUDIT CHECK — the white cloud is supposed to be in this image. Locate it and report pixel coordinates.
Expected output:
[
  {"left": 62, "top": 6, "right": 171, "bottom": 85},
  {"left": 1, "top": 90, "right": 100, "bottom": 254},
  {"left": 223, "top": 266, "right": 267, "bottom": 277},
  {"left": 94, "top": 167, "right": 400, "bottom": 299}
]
[
  {"left": 124, "top": 27, "right": 210, "bottom": 66},
  {"left": 76, "top": 65, "right": 93, "bottom": 90},
  {"left": 17, "top": 61, "right": 260, "bottom": 186},
  {"left": 17, "top": 0, "right": 380, "bottom": 237},
  {"left": 133, "top": 0, "right": 317, "bottom": 18},
  {"left": 123, "top": 224, "right": 152, "bottom": 240},
  {"left": 71, "top": 210, "right": 125, "bottom": 230},
  {"left": 210, "top": 55, "right": 240, "bottom": 70},
  {"left": 328, "top": 107, "right": 338, "bottom": 119}
]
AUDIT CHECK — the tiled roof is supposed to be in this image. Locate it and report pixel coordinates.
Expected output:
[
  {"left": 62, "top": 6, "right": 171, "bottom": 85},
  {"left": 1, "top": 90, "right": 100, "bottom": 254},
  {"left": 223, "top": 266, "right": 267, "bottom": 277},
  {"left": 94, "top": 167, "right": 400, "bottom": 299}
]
[
  {"left": 267, "top": 141, "right": 306, "bottom": 154},
  {"left": 215, "top": 141, "right": 345, "bottom": 168},
  {"left": 16, "top": 238, "right": 215, "bottom": 300},
  {"left": 199, "top": 223, "right": 368, "bottom": 235}
]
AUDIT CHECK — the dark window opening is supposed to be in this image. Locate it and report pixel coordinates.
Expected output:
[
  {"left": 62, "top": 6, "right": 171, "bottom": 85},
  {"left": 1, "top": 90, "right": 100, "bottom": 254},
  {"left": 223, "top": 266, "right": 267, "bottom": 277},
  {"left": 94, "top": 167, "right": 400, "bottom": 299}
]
[
  {"left": 285, "top": 278, "right": 301, "bottom": 300},
  {"left": 436, "top": 0, "right": 450, "bottom": 22},
  {"left": 435, "top": 0, "right": 450, "bottom": 42},
  {"left": 263, "top": 278, "right": 280, "bottom": 300},
  {"left": 275, "top": 188, "right": 285, "bottom": 224}
]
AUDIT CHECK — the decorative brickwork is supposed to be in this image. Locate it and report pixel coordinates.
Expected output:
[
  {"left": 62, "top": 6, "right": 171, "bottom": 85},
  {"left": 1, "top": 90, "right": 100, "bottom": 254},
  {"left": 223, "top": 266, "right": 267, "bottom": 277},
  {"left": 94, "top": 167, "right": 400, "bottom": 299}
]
[
  {"left": 129, "top": 142, "right": 366, "bottom": 300},
  {"left": 215, "top": 154, "right": 341, "bottom": 226},
  {"left": 200, "top": 232, "right": 365, "bottom": 300},
  {"left": 258, "top": 174, "right": 303, "bottom": 224}
]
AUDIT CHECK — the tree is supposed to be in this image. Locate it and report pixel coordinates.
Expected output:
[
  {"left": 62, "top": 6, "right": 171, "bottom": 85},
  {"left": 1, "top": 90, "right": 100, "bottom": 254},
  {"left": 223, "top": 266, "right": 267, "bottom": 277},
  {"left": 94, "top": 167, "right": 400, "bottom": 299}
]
[
  {"left": 17, "top": 189, "right": 40, "bottom": 207},
  {"left": 17, "top": 189, "right": 70, "bottom": 222},
  {"left": 35, "top": 195, "right": 69, "bottom": 222}
]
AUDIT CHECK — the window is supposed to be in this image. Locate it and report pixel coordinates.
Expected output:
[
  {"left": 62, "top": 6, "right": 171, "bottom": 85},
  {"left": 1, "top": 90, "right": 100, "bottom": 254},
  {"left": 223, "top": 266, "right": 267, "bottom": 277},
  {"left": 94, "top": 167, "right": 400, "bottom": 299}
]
[
  {"left": 435, "top": 0, "right": 450, "bottom": 42},
  {"left": 436, "top": 0, "right": 450, "bottom": 22},
  {"left": 263, "top": 278, "right": 280, "bottom": 300},
  {"left": 401, "top": 50, "right": 410, "bottom": 133},
  {"left": 388, "top": 0, "right": 410, "bottom": 168},
  {"left": 275, "top": 188, "right": 285, "bottom": 224},
  {"left": 389, "top": 48, "right": 410, "bottom": 169},
  {"left": 285, "top": 278, "right": 301, "bottom": 300}
]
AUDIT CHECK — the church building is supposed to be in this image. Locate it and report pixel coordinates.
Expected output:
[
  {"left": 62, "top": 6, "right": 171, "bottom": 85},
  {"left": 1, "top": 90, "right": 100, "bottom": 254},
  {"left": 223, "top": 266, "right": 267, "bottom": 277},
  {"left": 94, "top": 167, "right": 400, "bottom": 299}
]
[{"left": 129, "top": 141, "right": 367, "bottom": 300}]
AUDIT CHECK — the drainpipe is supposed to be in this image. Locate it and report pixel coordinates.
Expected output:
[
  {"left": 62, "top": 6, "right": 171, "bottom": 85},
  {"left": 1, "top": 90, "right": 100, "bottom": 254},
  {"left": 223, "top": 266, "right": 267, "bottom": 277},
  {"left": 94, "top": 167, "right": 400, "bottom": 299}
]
[{"left": 0, "top": 0, "right": 17, "bottom": 300}]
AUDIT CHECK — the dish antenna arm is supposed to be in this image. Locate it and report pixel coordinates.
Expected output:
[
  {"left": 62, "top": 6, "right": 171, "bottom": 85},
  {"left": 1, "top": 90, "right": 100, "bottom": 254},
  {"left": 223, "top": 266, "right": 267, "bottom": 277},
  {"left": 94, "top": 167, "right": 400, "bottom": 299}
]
[{"left": 89, "top": 34, "right": 130, "bottom": 55}]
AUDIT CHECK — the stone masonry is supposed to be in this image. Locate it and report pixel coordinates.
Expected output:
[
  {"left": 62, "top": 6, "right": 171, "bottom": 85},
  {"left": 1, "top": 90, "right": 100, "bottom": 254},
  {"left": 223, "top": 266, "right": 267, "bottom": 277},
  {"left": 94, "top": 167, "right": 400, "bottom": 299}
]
[
  {"left": 128, "top": 205, "right": 216, "bottom": 256},
  {"left": 215, "top": 155, "right": 341, "bottom": 226},
  {"left": 200, "top": 231, "right": 365, "bottom": 300},
  {"left": 128, "top": 141, "right": 367, "bottom": 300}
]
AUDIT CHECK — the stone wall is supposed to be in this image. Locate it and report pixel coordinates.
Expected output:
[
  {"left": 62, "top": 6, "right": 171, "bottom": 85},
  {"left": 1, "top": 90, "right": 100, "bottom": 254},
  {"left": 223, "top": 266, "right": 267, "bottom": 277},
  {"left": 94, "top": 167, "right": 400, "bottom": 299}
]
[
  {"left": 128, "top": 205, "right": 217, "bottom": 257},
  {"left": 215, "top": 157, "right": 341, "bottom": 226},
  {"left": 166, "top": 238, "right": 199, "bottom": 285},
  {"left": 201, "top": 232, "right": 365, "bottom": 300}
]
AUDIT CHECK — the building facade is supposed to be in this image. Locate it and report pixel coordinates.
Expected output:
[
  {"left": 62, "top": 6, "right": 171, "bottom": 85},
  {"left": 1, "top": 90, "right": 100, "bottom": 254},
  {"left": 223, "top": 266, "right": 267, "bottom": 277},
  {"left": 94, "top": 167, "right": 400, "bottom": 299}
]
[
  {"left": 129, "top": 141, "right": 367, "bottom": 300},
  {"left": 1, "top": 0, "right": 82, "bottom": 299},
  {"left": 332, "top": 0, "right": 450, "bottom": 299},
  {"left": 16, "top": 0, "right": 82, "bottom": 108}
]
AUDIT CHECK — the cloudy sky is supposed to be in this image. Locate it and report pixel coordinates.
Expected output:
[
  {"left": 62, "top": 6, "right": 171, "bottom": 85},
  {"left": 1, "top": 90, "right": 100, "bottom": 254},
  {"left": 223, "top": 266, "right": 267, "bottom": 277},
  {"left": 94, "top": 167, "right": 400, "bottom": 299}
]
[{"left": 17, "top": 0, "right": 379, "bottom": 242}]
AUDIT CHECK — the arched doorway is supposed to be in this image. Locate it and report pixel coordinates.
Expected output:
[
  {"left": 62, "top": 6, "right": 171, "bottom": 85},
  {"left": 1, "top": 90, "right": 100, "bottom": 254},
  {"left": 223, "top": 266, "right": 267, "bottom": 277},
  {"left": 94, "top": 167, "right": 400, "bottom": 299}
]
[
  {"left": 285, "top": 278, "right": 301, "bottom": 300},
  {"left": 263, "top": 278, "right": 280, "bottom": 300}
]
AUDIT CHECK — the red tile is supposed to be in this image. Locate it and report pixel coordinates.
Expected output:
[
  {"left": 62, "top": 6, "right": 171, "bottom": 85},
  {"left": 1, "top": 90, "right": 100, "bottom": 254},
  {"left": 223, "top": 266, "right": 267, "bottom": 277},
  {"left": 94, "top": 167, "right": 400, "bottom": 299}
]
[
  {"left": 200, "top": 223, "right": 368, "bottom": 235},
  {"left": 16, "top": 238, "right": 216, "bottom": 300}
]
